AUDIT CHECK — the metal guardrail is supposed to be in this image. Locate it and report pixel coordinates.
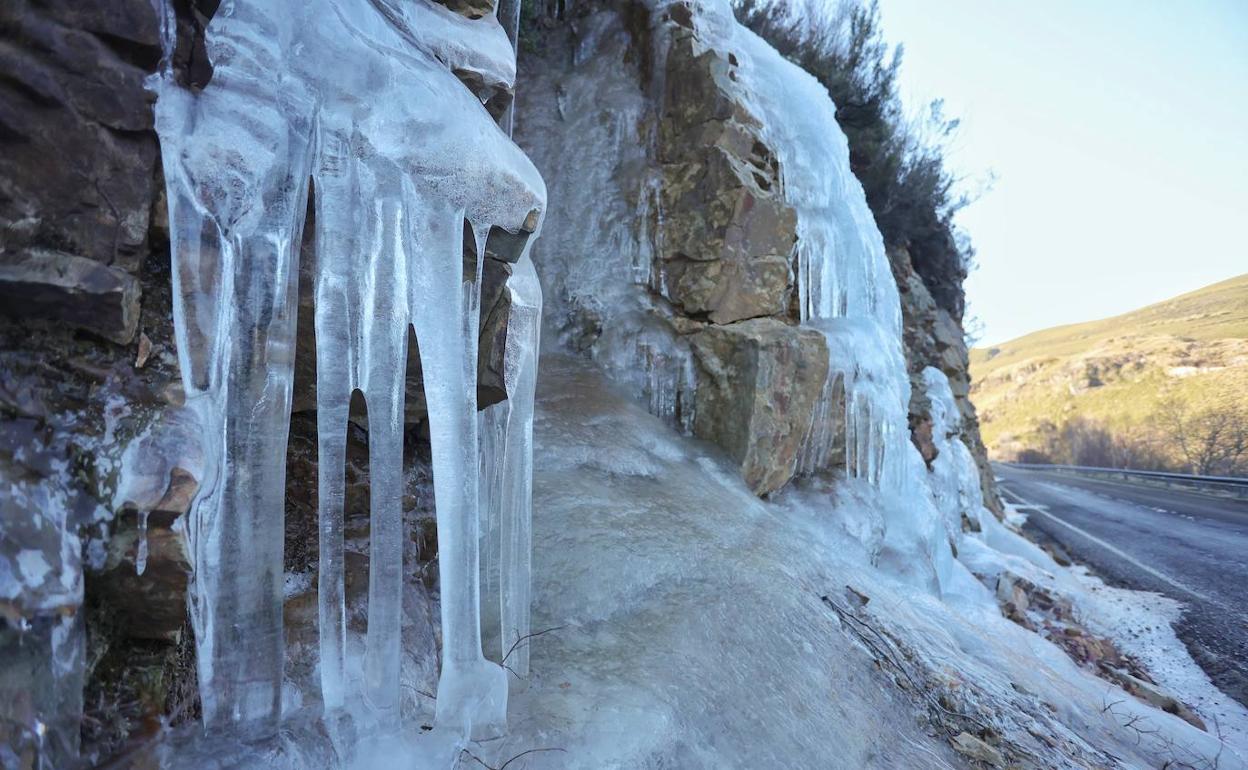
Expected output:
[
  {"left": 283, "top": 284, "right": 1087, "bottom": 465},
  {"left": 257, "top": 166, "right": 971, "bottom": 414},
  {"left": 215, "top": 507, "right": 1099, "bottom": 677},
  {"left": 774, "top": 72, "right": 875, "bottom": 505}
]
[{"left": 1003, "top": 462, "right": 1248, "bottom": 499}]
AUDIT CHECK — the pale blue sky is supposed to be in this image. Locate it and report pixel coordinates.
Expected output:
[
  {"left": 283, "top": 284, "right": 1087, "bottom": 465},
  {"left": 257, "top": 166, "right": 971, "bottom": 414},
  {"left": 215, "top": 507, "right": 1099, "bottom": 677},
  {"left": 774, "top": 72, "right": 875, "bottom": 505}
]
[{"left": 876, "top": 0, "right": 1248, "bottom": 345}]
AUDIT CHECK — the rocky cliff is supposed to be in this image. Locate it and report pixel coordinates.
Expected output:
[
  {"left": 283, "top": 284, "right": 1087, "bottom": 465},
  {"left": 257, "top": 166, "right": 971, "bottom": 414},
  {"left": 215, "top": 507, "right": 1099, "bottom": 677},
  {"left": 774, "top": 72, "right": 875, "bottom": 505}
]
[
  {"left": 515, "top": 1, "right": 999, "bottom": 510},
  {"left": 1, "top": 0, "right": 996, "bottom": 765}
]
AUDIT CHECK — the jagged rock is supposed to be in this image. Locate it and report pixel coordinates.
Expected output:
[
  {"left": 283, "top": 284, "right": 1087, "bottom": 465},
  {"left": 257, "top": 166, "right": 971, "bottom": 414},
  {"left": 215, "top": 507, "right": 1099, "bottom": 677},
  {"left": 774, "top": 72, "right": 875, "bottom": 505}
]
[
  {"left": 0, "top": 250, "right": 141, "bottom": 344},
  {"left": 911, "top": 415, "right": 938, "bottom": 466},
  {"left": 890, "top": 245, "right": 1002, "bottom": 515},
  {"left": 105, "top": 410, "right": 202, "bottom": 641},
  {"left": 995, "top": 572, "right": 1034, "bottom": 629},
  {"left": 96, "top": 516, "right": 193, "bottom": 643},
  {"left": 0, "top": 2, "right": 161, "bottom": 274},
  {"left": 478, "top": 257, "right": 514, "bottom": 409},
  {"left": 655, "top": 28, "right": 797, "bottom": 325},
  {"left": 1101, "top": 669, "right": 1207, "bottom": 731},
  {"left": 950, "top": 731, "right": 1005, "bottom": 767},
  {"left": 690, "top": 319, "right": 828, "bottom": 496},
  {"left": 989, "top": 568, "right": 1204, "bottom": 728}
]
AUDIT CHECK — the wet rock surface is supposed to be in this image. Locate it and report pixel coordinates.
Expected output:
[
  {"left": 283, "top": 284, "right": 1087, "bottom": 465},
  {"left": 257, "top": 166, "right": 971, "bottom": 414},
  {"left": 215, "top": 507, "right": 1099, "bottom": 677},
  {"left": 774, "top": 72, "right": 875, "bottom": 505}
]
[{"left": 690, "top": 318, "right": 829, "bottom": 495}]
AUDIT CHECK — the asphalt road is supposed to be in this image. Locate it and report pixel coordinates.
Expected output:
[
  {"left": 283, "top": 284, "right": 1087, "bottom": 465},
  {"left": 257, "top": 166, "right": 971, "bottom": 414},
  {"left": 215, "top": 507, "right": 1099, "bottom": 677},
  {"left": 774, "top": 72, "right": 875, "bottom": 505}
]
[{"left": 994, "top": 464, "right": 1248, "bottom": 709}]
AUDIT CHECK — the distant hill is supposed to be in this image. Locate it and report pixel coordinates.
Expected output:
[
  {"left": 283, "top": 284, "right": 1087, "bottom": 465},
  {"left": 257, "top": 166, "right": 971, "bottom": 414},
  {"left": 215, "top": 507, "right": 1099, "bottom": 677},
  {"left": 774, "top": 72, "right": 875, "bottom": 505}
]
[{"left": 970, "top": 274, "right": 1248, "bottom": 469}]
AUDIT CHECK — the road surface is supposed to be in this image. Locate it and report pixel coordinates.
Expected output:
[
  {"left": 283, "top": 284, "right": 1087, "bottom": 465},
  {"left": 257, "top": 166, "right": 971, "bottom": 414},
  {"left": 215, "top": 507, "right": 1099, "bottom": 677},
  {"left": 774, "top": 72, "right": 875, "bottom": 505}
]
[{"left": 994, "top": 464, "right": 1248, "bottom": 709}]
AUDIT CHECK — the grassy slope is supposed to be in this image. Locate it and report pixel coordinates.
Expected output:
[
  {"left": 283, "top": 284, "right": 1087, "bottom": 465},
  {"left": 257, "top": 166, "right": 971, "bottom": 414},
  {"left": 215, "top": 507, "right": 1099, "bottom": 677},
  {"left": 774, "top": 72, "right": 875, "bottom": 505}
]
[{"left": 969, "top": 273, "right": 1248, "bottom": 457}]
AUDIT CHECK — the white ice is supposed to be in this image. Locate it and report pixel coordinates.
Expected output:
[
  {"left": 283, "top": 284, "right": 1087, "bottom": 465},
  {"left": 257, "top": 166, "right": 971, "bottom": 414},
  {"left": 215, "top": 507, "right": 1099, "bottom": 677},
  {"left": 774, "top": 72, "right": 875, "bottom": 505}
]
[{"left": 152, "top": 0, "right": 544, "bottom": 742}]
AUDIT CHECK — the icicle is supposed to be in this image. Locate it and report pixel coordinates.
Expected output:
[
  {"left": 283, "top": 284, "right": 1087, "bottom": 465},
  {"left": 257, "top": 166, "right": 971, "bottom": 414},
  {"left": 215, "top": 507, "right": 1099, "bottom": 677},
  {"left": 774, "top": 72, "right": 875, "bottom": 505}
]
[
  {"left": 153, "top": 0, "right": 545, "bottom": 743},
  {"left": 408, "top": 200, "right": 506, "bottom": 737},
  {"left": 484, "top": 254, "right": 542, "bottom": 678},
  {"left": 135, "top": 510, "right": 149, "bottom": 576},
  {"left": 360, "top": 194, "right": 410, "bottom": 723},
  {"left": 923, "top": 367, "right": 989, "bottom": 542},
  {"left": 312, "top": 122, "right": 356, "bottom": 717}
]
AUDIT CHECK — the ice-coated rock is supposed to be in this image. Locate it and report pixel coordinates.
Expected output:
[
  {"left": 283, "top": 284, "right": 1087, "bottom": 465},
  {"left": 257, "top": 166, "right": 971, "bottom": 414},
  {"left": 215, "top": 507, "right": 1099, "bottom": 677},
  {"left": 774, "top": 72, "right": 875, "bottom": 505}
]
[
  {"left": 151, "top": 0, "right": 544, "bottom": 741},
  {"left": 689, "top": 318, "right": 828, "bottom": 495}
]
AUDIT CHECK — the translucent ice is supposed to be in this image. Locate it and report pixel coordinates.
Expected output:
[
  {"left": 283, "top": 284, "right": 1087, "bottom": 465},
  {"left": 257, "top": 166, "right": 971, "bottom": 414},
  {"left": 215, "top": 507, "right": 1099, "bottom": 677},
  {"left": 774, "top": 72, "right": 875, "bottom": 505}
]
[
  {"left": 479, "top": 254, "right": 542, "bottom": 678},
  {"left": 152, "top": 0, "right": 544, "bottom": 739},
  {"left": 518, "top": 11, "right": 699, "bottom": 435},
  {"left": 922, "top": 366, "right": 987, "bottom": 543}
]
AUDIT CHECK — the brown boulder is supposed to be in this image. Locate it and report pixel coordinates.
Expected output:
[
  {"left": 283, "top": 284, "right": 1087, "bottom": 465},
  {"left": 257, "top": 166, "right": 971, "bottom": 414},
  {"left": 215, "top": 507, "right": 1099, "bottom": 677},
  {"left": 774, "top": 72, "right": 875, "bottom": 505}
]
[
  {"left": 690, "top": 319, "right": 829, "bottom": 496},
  {"left": 655, "top": 30, "right": 797, "bottom": 325}
]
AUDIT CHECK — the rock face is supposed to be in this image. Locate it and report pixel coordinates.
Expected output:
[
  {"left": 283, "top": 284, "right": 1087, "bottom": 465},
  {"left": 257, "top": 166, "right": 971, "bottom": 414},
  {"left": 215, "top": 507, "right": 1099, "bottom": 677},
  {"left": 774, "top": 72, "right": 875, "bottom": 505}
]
[
  {"left": 0, "top": 0, "right": 532, "bottom": 762},
  {"left": 690, "top": 319, "right": 829, "bottom": 495},
  {"left": 0, "top": 249, "right": 142, "bottom": 344},
  {"left": 651, "top": 20, "right": 815, "bottom": 492},
  {"left": 656, "top": 26, "right": 797, "bottom": 325},
  {"left": 518, "top": 3, "right": 992, "bottom": 504},
  {"left": 890, "top": 245, "right": 1002, "bottom": 515},
  {"left": 1, "top": 0, "right": 999, "bottom": 760},
  {"left": 652, "top": 9, "right": 818, "bottom": 492},
  {"left": 0, "top": 1, "right": 163, "bottom": 344}
]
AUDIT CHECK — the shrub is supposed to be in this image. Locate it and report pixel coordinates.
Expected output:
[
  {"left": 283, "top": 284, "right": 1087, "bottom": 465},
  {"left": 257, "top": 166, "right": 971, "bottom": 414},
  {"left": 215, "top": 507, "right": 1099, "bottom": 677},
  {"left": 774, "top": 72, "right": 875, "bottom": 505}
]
[{"left": 735, "top": 0, "right": 978, "bottom": 318}]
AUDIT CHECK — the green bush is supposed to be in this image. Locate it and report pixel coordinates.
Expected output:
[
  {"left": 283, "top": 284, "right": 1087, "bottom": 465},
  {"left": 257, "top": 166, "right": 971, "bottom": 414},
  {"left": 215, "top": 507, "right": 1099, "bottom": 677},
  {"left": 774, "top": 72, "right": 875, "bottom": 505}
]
[{"left": 735, "top": 0, "right": 977, "bottom": 319}]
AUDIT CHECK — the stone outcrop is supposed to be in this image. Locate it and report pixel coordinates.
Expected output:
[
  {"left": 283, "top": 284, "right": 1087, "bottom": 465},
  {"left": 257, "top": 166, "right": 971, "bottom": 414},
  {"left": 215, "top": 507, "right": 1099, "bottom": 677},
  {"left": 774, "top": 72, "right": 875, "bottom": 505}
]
[
  {"left": 890, "top": 244, "right": 1002, "bottom": 515},
  {"left": 0, "top": 249, "right": 142, "bottom": 344},
  {"left": 645, "top": 7, "right": 819, "bottom": 494},
  {"left": 690, "top": 319, "right": 829, "bottom": 496},
  {"left": 0, "top": 1, "right": 163, "bottom": 344},
  {"left": 655, "top": 20, "right": 798, "bottom": 325}
]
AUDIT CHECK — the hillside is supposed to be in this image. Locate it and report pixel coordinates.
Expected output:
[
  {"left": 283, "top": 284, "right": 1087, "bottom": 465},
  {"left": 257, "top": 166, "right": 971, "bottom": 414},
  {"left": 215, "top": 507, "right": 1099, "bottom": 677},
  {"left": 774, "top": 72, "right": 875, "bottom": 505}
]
[{"left": 971, "top": 273, "right": 1248, "bottom": 469}]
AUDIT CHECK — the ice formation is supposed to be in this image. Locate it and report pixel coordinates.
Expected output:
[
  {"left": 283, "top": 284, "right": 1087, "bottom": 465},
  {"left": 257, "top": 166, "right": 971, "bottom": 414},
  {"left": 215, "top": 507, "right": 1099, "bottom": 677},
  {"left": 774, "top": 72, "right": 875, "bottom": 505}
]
[
  {"left": 479, "top": 256, "right": 542, "bottom": 677},
  {"left": 519, "top": 9, "right": 700, "bottom": 435},
  {"left": 704, "top": 6, "right": 911, "bottom": 490},
  {"left": 518, "top": 0, "right": 958, "bottom": 589},
  {"left": 922, "top": 366, "right": 988, "bottom": 542},
  {"left": 151, "top": 0, "right": 544, "bottom": 741}
]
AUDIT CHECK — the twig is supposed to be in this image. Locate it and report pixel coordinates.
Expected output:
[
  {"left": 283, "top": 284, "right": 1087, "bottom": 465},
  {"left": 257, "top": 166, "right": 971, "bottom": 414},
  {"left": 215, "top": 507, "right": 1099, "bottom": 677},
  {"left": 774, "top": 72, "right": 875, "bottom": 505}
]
[
  {"left": 460, "top": 747, "right": 567, "bottom": 770},
  {"left": 821, "top": 594, "right": 991, "bottom": 734},
  {"left": 501, "top": 625, "right": 566, "bottom": 666},
  {"left": 401, "top": 681, "right": 437, "bottom": 701}
]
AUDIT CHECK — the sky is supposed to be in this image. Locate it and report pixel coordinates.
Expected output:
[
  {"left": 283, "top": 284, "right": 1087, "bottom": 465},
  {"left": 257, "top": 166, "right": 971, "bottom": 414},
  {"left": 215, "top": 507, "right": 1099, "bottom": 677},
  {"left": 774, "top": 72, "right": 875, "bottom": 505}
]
[{"left": 875, "top": 0, "right": 1248, "bottom": 346}]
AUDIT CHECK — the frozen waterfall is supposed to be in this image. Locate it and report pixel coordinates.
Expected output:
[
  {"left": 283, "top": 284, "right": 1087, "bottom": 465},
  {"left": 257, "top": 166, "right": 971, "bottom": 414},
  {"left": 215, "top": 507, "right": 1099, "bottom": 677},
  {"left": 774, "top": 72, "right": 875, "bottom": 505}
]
[{"left": 152, "top": 0, "right": 544, "bottom": 741}]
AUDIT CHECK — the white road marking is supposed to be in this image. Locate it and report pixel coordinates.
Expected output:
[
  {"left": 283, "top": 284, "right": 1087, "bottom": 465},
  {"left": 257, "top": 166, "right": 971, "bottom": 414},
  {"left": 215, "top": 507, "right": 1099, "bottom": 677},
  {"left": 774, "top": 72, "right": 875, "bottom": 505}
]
[{"left": 998, "top": 484, "right": 1217, "bottom": 605}]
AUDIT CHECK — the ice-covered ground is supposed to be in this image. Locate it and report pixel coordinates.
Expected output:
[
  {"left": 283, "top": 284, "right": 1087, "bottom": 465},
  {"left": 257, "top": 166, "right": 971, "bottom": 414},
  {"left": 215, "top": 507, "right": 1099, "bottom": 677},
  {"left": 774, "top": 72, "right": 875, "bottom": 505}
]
[
  {"left": 998, "top": 515, "right": 1248, "bottom": 756},
  {"left": 465, "top": 354, "right": 1246, "bottom": 769}
]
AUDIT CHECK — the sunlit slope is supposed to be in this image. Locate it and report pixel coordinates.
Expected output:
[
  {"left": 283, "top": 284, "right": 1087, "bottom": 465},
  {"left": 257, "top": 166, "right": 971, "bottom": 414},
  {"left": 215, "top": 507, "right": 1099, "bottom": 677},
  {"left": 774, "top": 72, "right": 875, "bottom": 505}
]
[{"left": 970, "top": 274, "right": 1248, "bottom": 457}]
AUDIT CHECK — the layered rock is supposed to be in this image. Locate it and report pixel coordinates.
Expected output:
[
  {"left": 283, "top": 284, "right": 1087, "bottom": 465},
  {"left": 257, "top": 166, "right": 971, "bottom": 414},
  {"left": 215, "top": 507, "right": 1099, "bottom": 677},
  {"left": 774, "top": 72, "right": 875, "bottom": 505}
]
[
  {"left": 655, "top": 21, "right": 797, "bottom": 325},
  {"left": 0, "top": 1, "right": 162, "bottom": 344},
  {"left": 652, "top": 22, "right": 822, "bottom": 494}
]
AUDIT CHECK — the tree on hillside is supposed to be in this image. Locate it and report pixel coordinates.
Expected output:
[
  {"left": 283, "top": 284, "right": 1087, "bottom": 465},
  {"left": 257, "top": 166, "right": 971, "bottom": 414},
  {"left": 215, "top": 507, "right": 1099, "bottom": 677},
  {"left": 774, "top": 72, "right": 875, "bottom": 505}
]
[
  {"left": 1156, "top": 397, "right": 1248, "bottom": 477},
  {"left": 1028, "top": 416, "right": 1165, "bottom": 470}
]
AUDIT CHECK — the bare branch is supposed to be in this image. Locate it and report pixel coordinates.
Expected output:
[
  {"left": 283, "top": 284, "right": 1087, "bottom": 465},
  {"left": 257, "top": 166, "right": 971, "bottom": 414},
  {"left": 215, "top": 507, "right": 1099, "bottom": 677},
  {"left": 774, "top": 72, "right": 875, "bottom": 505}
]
[{"left": 502, "top": 625, "right": 567, "bottom": 666}]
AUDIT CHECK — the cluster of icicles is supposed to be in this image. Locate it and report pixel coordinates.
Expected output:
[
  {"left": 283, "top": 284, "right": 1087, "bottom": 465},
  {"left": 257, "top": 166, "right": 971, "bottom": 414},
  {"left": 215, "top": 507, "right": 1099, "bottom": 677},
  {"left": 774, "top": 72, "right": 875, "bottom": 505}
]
[{"left": 152, "top": 0, "right": 543, "bottom": 742}]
